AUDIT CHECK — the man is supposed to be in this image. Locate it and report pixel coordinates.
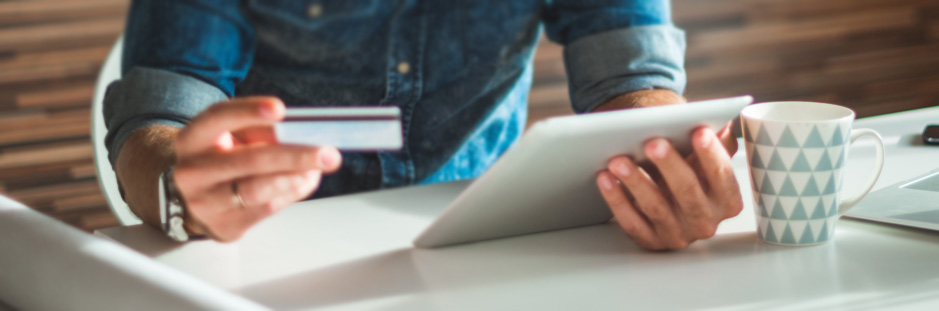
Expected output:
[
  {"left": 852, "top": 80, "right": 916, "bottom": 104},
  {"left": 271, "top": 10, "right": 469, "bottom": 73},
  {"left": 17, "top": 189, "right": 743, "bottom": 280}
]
[{"left": 105, "top": 0, "right": 743, "bottom": 250}]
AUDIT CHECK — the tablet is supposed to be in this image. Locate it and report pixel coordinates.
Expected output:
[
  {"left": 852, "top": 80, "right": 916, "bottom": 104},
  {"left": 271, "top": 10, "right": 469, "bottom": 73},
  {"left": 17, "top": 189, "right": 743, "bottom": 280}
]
[{"left": 413, "top": 96, "right": 753, "bottom": 248}]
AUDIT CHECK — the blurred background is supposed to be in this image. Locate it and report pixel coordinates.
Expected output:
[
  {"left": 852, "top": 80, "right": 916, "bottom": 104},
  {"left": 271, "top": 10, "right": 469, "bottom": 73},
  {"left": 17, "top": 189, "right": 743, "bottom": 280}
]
[{"left": 0, "top": 0, "right": 937, "bottom": 232}]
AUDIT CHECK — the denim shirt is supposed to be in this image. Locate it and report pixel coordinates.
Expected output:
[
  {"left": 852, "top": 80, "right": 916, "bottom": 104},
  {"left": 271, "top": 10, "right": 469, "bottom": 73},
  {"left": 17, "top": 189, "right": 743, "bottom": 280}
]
[{"left": 104, "top": 0, "right": 686, "bottom": 198}]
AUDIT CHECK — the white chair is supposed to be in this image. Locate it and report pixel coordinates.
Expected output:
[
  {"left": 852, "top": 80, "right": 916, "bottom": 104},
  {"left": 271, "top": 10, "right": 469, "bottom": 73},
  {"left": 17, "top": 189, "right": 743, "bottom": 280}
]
[{"left": 92, "top": 36, "right": 142, "bottom": 226}]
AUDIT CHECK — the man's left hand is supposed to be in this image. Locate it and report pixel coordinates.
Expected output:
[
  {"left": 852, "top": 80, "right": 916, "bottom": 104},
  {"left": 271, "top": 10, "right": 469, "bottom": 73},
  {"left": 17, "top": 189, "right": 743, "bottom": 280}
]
[{"left": 592, "top": 90, "right": 744, "bottom": 251}]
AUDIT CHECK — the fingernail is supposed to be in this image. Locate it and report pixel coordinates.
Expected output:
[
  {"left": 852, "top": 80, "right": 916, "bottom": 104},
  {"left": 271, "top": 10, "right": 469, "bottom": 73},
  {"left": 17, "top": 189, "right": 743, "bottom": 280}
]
[
  {"left": 598, "top": 174, "right": 615, "bottom": 190},
  {"left": 319, "top": 148, "right": 340, "bottom": 168},
  {"left": 698, "top": 128, "right": 713, "bottom": 148},
  {"left": 259, "top": 100, "right": 283, "bottom": 119},
  {"left": 615, "top": 159, "right": 631, "bottom": 177},
  {"left": 259, "top": 103, "right": 277, "bottom": 119},
  {"left": 648, "top": 139, "right": 669, "bottom": 160}
]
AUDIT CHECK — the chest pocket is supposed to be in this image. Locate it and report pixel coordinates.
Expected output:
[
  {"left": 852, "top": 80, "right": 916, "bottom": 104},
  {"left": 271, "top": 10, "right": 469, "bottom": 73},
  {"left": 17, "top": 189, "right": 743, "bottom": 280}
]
[{"left": 246, "top": 0, "right": 387, "bottom": 61}]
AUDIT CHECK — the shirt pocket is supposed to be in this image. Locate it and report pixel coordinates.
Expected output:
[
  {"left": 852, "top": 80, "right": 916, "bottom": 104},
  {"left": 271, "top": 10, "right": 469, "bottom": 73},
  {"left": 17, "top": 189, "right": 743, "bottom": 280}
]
[{"left": 246, "top": 0, "right": 385, "bottom": 61}]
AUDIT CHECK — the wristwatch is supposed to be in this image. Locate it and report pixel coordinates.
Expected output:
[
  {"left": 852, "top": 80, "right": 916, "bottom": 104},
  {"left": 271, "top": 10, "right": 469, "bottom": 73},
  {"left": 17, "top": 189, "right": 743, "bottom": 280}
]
[{"left": 158, "top": 166, "right": 194, "bottom": 242}]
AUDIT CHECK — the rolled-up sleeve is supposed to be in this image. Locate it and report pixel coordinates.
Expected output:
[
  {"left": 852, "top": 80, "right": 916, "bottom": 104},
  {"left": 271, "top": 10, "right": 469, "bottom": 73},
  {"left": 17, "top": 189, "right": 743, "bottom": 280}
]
[
  {"left": 543, "top": 0, "right": 686, "bottom": 113},
  {"left": 103, "top": 0, "right": 254, "bottom": 166},
  {"left": 103, "top": 68, "right": 228, "bottom": 165}
]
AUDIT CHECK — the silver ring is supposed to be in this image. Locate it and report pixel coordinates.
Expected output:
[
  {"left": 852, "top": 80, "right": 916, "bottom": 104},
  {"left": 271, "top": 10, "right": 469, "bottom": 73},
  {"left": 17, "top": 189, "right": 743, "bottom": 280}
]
[{"left": 232, "top": 181, "right": 247, "bottom": 209}]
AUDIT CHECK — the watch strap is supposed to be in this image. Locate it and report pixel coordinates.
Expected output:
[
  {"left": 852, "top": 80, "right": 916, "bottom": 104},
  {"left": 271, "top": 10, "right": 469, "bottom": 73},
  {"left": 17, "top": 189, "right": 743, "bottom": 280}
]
[{"left": 159, "top": 166, "right": 198, "bottom": 242}]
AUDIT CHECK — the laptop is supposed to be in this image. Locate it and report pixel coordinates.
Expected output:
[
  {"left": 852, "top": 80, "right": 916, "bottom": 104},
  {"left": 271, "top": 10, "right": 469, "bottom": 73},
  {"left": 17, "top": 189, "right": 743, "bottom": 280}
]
[{"left": 846, "top": 168, "right": 939, "bottom": 229}]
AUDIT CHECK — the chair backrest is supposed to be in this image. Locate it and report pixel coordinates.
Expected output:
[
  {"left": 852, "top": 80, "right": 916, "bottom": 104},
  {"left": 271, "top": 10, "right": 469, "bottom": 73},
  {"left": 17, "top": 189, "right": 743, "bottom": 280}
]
[{"left": 92, "top": 36, "right": 141, "bottom": 226}]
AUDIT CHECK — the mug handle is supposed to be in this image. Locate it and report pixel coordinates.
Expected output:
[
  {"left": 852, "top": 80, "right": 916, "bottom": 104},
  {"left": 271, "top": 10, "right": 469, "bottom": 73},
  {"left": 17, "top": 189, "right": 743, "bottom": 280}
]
[{"left": 838, "top": 128, "right": 885, "bottom": 214}]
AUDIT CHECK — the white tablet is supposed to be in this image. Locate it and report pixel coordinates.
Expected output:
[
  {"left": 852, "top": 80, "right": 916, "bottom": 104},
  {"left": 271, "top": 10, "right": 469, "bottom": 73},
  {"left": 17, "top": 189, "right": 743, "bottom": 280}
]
[{"left": 414, "top": 96, "right": 753, "bottom": 248}]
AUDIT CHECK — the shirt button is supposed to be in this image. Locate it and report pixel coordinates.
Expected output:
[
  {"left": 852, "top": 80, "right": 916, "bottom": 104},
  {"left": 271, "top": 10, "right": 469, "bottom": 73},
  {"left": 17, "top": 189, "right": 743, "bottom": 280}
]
[
  {"left": 397, "top": 61, "right": 411, "bottom": 74},
  {"left": 307, "top": 3, "right": 323, "bottom": 18}
]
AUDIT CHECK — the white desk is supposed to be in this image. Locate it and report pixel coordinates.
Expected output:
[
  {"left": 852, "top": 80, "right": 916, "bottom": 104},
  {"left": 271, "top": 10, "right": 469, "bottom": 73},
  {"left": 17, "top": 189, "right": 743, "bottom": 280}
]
[{"left": 99, "top": 107, "right": 939, "bottom": 310}]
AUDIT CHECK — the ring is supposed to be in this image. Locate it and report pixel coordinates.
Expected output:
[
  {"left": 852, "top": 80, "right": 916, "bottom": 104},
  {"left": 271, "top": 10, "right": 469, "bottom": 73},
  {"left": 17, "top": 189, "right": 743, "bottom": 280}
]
[{"left": 231, "top": 181, "right": 247, "bottom": 209}]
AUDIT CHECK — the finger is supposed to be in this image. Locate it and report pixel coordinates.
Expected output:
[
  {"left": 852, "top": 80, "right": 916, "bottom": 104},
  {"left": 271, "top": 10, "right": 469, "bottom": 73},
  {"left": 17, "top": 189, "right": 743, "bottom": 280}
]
[
  {"left": 175, "top": 145, "right": 341, "bottom": 193},
  {"left": 596, "top": 171, "right": 663, "bottom": 250},
  {"left": 608, "top": 156, "right": 688, "bottom": 249},
  {"left": 232, "top": 125, "right": 277, "bottom": 145},
  {"left": 644, "top": 138, "right": 713, "bottom": 237},
  {"left": 176, "top": 97, "right": 285, "bottom": 156},
  {"left": 717, "top": 122, "right": 739, "bottom": 156},
  {"left": 692, "top": 127, "right": 744, "bottom": 219},
  {"left": 235, "top": 170, "right": 322, "bottom": 212},
  {"left": 182, "top": 183, "right": 268, "bottom": 242},
  {"left": 183, "top": 170, "right": 322, "bottom": 242},
  {"left": 636, "top": 164, "right": 674, "bottom": 202}
]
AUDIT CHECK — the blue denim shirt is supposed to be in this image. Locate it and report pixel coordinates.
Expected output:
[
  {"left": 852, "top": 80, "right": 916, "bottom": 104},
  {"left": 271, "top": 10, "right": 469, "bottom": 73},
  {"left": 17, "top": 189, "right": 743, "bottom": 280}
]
[{"left": 104, "top": 0, "right": 686, "bottom": 198}]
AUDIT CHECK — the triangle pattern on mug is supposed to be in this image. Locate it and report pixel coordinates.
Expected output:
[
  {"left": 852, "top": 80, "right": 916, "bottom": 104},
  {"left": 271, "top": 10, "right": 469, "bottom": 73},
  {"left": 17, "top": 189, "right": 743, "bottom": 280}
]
[
  {"left": 776, "top": 127, "right": 800, "bottom": 148},
  {"left": 758, "top": 214, "right": 835, "bottom": 245},
  {"left": 764, "top": 222, "right": 778, "bottom": 243},
  {"left": 751, "top": 124, "right": 848, "bottom": 174},
  {"left": 822, "top": 177, "right": 837, "bottom": 195},
  {"left": 830, "top": 126, "right": 844, "bottom": 146},
  {"left": 803, "top": 126, "right": 827, "bottom": 148},
  {"left": 750, "top": 149, "right": 765, "bottom": 169},
  {"left": 810, "top": 199, "right": 827, "bottom": 219},
  {"left": 778, "top": 177, "right": 799, "bottom": 196},
  {"left": 815, "top": 150, "right": 833, "bottom": 171},
  {"left": 746, "top": 120, "right": 854, "bottom": 245},
  {"left": 767, "top": 150, "right": 788, "bottom": 171},
  {"left": 789, "top": 201, "right": 808, "bottom": 220},
  {"left": 834, "top": 148, "right": 846, "bottom": 169},
  {"left": 799, "top": 225, "right": 815, "bottom": 244},
  {"left": 758, "top": 218, "right": 836, "bottom": 245},
  {"left": 756, "top": 124, "right": 774, "bottom": 146},
  {"left": 789, "top": 152, "right": 813, "bottom": 172},
  {"left": 780, "top": 224, "right": 797, "bottom": 244},
  {"left": 801, "top": 175, "right": 820, "bottom": 196}
]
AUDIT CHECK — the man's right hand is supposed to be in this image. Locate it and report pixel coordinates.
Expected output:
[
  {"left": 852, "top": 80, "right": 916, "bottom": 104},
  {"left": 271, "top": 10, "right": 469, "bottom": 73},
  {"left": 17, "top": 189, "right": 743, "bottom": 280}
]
[{"left": 115, "top": 97, "right": 341, "bottom": 242}]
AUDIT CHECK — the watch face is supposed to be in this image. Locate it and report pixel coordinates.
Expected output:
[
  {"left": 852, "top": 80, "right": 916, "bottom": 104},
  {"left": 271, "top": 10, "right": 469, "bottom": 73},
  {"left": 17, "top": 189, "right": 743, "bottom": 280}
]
[
  {"left": 160, "top": 167, "right": 192, "bottom": 242},
  {"left": 167, "top": 216, "right": 189, "bottom": 242}
]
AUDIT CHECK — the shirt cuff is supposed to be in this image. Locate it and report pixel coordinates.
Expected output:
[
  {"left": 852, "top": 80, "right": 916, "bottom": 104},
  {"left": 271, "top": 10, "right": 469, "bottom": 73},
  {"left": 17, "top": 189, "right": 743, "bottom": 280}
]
[
  {"left": 103, "top": 67, "right": 228, "bottom": 166},
  {"left": 563, "top": 24, "right": 686, "bottom": 113}
]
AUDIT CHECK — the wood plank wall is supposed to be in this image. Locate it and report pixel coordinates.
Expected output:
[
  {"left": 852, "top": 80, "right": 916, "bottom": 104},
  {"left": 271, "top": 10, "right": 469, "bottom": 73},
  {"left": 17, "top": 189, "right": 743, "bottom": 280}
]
[
  {"left": 1, "top": 0, "right": 937, "bottom": 232},
  {"left": 530, "top": 0, "right": 939, "bottom": 124},
  {"left": 0, "top": 0, "right": 127, "bottom": 231}
]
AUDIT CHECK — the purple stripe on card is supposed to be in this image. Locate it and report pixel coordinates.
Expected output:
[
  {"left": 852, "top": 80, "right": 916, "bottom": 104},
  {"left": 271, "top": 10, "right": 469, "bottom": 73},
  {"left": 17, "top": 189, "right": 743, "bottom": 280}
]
[{"left": 282, "top": 116, "right": 400, "bottom": 122}]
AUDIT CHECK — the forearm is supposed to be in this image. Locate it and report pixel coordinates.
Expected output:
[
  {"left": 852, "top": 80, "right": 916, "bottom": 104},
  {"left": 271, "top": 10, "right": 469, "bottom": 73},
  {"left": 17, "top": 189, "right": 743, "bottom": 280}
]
[
  {"left": 592, "top": 89, "right": 686, "bottom": 112},
  {"left": 114, "top": 125, "right": 179, "bottom": 230},
  {"left": 544, "top": 0, "right": 685, "bottom": 113}
]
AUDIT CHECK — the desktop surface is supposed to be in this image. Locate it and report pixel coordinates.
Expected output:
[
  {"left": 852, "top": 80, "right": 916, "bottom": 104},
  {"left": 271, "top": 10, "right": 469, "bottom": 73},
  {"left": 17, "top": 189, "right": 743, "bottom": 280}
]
[{"left": 98, "top": 107, "right": 939, "bottom": 311}]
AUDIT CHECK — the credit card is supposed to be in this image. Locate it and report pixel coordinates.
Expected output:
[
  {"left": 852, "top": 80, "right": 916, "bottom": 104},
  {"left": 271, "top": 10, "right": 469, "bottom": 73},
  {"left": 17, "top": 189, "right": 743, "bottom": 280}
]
[{"left": 275, "top": 106, "right": 403, "bottom": 151}]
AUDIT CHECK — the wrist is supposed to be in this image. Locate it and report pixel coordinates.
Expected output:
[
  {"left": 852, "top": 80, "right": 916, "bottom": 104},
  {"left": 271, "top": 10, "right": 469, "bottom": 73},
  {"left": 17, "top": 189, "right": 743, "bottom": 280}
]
[
  {"left": 592, "top": 89, "right": 686, "bottom": 113},
  {"left": 114, "top": 125, "right": 180, "bottom": 231}
]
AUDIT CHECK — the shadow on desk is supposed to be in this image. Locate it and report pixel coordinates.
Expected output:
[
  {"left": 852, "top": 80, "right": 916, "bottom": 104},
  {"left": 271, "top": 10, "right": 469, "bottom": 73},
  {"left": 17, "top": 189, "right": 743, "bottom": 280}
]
[
  {"left": 237, "top": 225, "right": 772, "bottom": 310},
  {"left": 0, "top": 299, "right": 15, "bottom": 311},
  {"left": 97, "top": 223, "right": 185, "bottom": 257},
  {"left": 236, "top": 217, "right": 939, "bottom": 311}
]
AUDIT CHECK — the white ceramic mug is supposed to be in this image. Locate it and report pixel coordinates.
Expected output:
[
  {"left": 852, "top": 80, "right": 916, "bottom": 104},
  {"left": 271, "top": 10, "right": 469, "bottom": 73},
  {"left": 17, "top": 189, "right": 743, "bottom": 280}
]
[{"left": 740, "top": 102, "right": 885, "bottom": 246}]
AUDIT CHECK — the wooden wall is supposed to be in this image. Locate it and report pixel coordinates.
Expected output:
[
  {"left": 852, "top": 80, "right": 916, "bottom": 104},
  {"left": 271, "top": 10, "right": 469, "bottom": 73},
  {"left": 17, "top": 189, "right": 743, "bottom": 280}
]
[
  {"left": 1, "top": 0, "right": 937, "bottom": 232},
  {"left": 530, "top": 0, "right": 939, "bottom": 124},
  {"left": 0, "top": 0, "right": 127, "bottom": 231}
]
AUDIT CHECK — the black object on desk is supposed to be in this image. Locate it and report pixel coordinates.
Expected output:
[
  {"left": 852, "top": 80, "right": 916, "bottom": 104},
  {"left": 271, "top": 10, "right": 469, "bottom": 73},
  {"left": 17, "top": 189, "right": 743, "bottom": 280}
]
[{"left": 924, "top": 124, "right": 939, "bottom": 145}]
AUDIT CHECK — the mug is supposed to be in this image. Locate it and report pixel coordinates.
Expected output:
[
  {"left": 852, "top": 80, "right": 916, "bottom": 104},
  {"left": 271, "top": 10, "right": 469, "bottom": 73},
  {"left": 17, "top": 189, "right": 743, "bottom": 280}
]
[{"left": 740, "top": 102, "right": 885, "bottom": 246}]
